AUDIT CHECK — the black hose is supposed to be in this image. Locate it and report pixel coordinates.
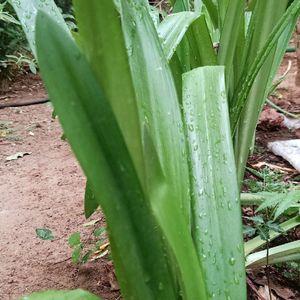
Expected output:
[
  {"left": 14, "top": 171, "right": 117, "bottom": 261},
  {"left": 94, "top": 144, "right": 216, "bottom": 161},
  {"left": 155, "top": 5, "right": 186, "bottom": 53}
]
[{"left": 0, "top": 98, "right": 50, "bottom": 109}]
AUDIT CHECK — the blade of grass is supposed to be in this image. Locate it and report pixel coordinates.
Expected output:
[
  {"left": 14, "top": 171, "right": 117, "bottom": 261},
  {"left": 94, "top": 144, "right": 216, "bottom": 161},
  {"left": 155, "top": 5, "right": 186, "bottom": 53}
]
[{"left": 183, "top": 66, "right": 246, "bottom": 300}]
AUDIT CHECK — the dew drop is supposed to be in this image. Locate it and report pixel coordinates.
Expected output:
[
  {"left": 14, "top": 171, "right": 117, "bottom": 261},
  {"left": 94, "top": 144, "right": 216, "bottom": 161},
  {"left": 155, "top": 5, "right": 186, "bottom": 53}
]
[{"left": 229, "top": 257, "right": 236, "bottom": 266}]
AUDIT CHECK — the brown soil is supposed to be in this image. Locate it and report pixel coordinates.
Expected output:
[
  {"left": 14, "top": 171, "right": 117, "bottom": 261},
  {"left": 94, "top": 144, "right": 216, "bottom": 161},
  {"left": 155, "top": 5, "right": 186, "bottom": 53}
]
[
  {"left": 0, "top": 52, "right": 299, "bottom": 300},
  {"left": 0, "top": 77, "right": 119, "bottom": 299}
]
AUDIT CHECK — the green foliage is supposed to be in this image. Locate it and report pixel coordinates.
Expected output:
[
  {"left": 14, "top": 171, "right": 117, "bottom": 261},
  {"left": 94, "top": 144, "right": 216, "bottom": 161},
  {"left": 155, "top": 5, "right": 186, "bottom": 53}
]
[
  {"left": 279, "top": 260, "right": 300, "bottom": 282},
  {"left": 0, "top": 1, "right": 27, "bottom": 76},
  {"left": 35, "top": 228, "right": 54, "bottom": 241},
  {"left": 245, "top": 167, "right": 293, "bottom": 193},
  {"left": 256, "top": 189, "right": 300, "bottom": 220},
  {"left": 244, "top": 215, "right": 284, "bottom": 241},
  {"left": 68, "top": 232, "right": 81, "bottom": 247},
  {"left": 68, "top": 226, "right": 108, "bottom": 264},
  {"left": 11, "top": 0, "right": 300, "bottom": 299}
]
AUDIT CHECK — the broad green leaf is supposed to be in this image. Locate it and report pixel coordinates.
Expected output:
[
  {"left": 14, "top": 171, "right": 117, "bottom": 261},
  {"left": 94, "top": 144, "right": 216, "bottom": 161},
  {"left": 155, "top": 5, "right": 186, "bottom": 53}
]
[
  {"left": 36, "top": 12, "right": 176, "bottom": 300},
  {"left": 194, "top": 0, "right": 203, "bottom": 14},
  {"left": 71, "top": 246, "right": 81, "bottom": 263},
  {"left": 35, "top": 228, "right": 54, "bottom": 241},
  {"left": 157, "top": 12, "right": 199, "bottom": 61},
  {"left": 256, "top": 190, "right": 300, "bottom": 219},
  {"left": 217, "top": 0, "right": 230, "bottom": 27},
  {"left": 202, "top": 0, "right": 218, "bottom": 28},
  {"left": 245, "top": 216, "right": 300, "bottom": 256},
  {"left": 10, "top": 0, "right": 69, "bottom": 57},
  {"left": 233, "top": 1, "right": 292, "bottom": 185},
  {"left": 19, "top": 289, "right": 101, "bottom": 300},
  {"left": 246, "top": 240, "right": 300, "bottom": 268},
  {"left": 218, "top": 0, "right": 244, "bottom": 80},
  {"left": 230, "top": 0, "right": 300, "bottom": 133},
  {"left": 186, "top": 15, "right": 217, "bottom": 68},
  {"left": 243, "top": 225, "right": 256, "bottom": 237},
  {"left": 74, "top": 0, "right": 145, "bottom": 188},
  {"left": 68, "top": 232, "right": 81, "bottom": 247},
  {"left": 84, "top": 180, "right": 98, "bottom": 218},
  {"left": 183, "top": 66, "right": 246, "bottom": 300},
  {"left": 120, "top": 0, "right": 190, "bottom": 226},
  {"left": 173, "top": 0, "right": 190, "bottom": 12},
  {"left": 120, "top": 1, "right": 208, "bottom": 299}
]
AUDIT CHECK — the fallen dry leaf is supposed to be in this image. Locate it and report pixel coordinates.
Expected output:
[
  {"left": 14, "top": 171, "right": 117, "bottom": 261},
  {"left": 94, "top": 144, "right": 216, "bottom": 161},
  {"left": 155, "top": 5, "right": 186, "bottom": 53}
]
[
  {"left": 6, "top": 152, "right": 31, "bottom": 161},
  {"left": 258, "top": 285, "right": 277, "bottom": 300}
]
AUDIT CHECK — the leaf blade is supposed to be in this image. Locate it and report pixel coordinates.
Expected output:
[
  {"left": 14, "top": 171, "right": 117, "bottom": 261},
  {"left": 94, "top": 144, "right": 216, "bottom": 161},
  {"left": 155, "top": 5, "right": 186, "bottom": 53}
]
[{"left": 183, "top": 66, "right": 247, "bottom": 299}]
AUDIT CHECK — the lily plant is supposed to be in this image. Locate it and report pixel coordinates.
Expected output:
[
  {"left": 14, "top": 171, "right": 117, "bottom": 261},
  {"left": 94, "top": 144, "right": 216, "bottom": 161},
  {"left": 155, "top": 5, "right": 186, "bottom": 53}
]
[{"left": 11, "top": 0, "right": 300, "bottom": 299}]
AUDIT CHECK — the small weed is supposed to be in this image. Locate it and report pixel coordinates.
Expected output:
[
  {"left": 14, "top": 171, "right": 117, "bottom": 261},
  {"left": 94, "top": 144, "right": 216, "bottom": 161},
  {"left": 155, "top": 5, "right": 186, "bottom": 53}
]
[
  {"left": 243, "top": 215, "right": 284, "bottom": 240},
  {"left": 278, "top": 261, "right": 300, "bottom": 283},
  {"left": 36, "top": 228, "right": 54, "bottom": 241},
  {"left": 68, "top": 225, "right": 109, "bottom": 264},
  {"left": 0, "top": 120, "right": 19, "bottom": 141},
  {"left": 245, "top": 167, "right": 293, "bottom": 193},
  {"left": 36, "top": 224, "right": 109, "bottom": 264}
]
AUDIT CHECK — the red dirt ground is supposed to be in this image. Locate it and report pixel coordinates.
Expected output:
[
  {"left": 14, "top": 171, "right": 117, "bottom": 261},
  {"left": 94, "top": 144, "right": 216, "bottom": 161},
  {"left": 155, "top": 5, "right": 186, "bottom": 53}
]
[{"left": 0, "top": 77, "right": 119, "bottom": 300}]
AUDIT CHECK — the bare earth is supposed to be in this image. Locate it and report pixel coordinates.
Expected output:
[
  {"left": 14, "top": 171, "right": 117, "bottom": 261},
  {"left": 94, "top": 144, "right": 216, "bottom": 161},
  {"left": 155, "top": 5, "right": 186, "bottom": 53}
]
[{"left": 0, "top": 77, "right": 119, "bottom": 299}]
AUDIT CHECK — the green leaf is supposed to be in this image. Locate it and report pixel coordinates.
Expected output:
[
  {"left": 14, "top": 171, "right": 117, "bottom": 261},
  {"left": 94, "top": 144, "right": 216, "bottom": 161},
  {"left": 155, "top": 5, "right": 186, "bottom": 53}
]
[
  {"left": 81, "top": 250, "right": 92, "bottom": 264},
  {"left": 257, "top": 226, "right": 270, "bottom": 241},
  {"left": 18, "top": 289, "right": 101, "bottom": 300},
  {"left": 243, "top": 225, "right": 256, "bottom": 237},
  {"left": 182, "top": 66, "right": 246, "bottom": 299},
  {"left": 246, "top": 240, "right": 300, "bottom": 268},
  {"left": 274, "top": 189, "right": 300, "bottom": 220},
  {"left": 35, "top": 228, "right": 54, "bottom": 241},
  {"left": 157, "top": 12, "right": 199, "bottom": 61},
  {"left": 202, "top": 0, "right": 218, "bottom": 28},
  {"left": 71, "top": 246, "right": 81, "bottom": 264},
  {"left": 246, "top": 215, "right": 265, "bottom": 225},
  {"left": 10, "top": 0, "right": 69, "bottom": 57},
  {"left": 94, "top": 227, "right": 106, "bottom": 237},
  {"left": 120, "top": 1, "right": 209, "bottom": 299},
  {"left": 36, "top": 10, "right": 176, "bottom": 300},
  {"left": 173, "top": 0, "right": 190, "bottom": 12},
  {"left": 68, "top": 232, "right": 81, "bottom": 247},
  {"left": 218, "top": 0, "right": 244, "bottom": 78},
  {"left": 256, "top": 189, "right": 300, "bottom": 219},
  {"left": 74, "top": 0, "right": 145, "bottom": 188},
  {"left": 120, "top": 0, "right": 191, "bottom": 226},
  {"left": 186, "top": 15, "right": 217, "bottom": 68},
  {"left": 84, "top": 180, "right": 98, "bottom": 218},
  {"left": 266, "top": 221, "right": 284, "bottom": 234},
  {"left": 233, "top": 1, "right": 297, "bottom": 185}
]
